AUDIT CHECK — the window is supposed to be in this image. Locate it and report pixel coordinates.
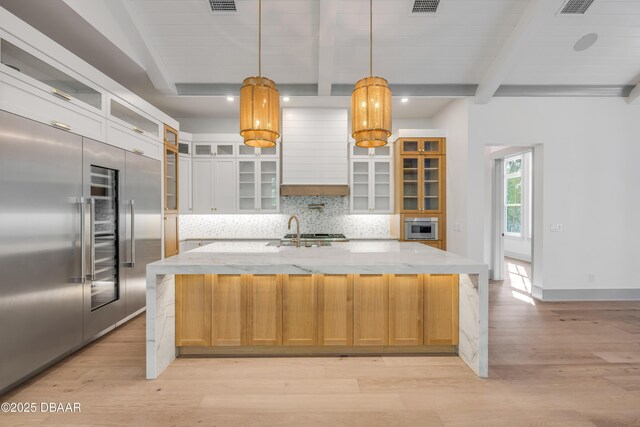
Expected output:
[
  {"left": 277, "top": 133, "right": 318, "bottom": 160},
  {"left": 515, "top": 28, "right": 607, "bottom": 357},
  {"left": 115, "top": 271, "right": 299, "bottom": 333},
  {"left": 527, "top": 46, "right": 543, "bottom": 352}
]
[{"left": 504, "top": 155, "right": 522, "bottom": 236}]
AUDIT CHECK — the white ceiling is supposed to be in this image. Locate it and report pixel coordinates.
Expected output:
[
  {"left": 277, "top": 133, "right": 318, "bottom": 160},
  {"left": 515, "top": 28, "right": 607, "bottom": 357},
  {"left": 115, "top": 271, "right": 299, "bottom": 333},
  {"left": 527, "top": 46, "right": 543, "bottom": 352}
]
[
  {"left": 125, "top": 0, "right": 640, "bottom": 87},
  {"left": 4, "top": 0, "right": 640, "bottom": 117}
]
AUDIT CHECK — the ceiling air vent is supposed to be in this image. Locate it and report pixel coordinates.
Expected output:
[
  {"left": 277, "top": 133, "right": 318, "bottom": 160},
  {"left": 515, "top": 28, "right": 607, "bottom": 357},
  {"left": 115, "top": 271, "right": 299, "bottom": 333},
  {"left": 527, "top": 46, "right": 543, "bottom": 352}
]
[
  {"left": 411, "top": 0, "right": 440, "bottom": 14},
  {"left": 559, "top": 0, "right": 595, "bottom": 14},
  {"left": 208, "top": 0, "right": 237, "bottom": 14}
]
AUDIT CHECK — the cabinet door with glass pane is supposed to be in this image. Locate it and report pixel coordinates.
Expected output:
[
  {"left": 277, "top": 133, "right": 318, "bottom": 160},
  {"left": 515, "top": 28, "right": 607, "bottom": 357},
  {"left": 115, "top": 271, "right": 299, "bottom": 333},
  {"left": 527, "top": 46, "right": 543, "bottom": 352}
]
[
  {"left": 351, "top": 161, "right": 371, "bottom": 212},
  {"left": 164, "top": 147, "right": 178, "bottom": 212},
  {"left": 422, "top": 156, "right": 442, "bottom": 213},
  {"left": 238, "top": 160, "right": 257, "bottom": 212},
  {"left": 400, "top": 156, "right": 421, "bottom": 213},
  {"left": 372, "top": 160, "right": 392, "bottom": 212},
  {"left": 259, "top": 160, "right": 278, "bottom": 212}
]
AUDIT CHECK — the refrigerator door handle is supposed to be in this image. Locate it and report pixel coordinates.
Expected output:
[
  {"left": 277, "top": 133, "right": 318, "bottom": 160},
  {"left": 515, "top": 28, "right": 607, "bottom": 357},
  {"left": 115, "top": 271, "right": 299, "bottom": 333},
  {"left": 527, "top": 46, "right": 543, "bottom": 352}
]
[
  {"left": 71, "top": 197, "right": 87, "bottom": 284},
  {"left": 88, "top": 198, "right": 96, "bottom": 281},
  {"left": 125, "top": 200, "right": 135, "bottom": 268}
]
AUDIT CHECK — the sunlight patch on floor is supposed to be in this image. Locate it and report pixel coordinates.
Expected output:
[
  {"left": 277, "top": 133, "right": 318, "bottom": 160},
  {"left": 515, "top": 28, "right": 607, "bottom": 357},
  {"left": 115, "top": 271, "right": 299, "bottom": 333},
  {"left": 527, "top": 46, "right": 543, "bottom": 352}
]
[{"left": 507, "top": 261, "right": 534, "bottom": 305}]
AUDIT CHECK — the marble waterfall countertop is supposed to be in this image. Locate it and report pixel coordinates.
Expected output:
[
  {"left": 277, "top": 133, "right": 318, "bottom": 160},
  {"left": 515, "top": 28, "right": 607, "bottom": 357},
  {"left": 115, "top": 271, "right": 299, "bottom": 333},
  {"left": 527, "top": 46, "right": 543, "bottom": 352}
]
[
  {"left": 147, "top": 241, "right": 487, "bottom": 275},
  {"left": 145, "top": 240, "right": 489, "bottom": 379}
]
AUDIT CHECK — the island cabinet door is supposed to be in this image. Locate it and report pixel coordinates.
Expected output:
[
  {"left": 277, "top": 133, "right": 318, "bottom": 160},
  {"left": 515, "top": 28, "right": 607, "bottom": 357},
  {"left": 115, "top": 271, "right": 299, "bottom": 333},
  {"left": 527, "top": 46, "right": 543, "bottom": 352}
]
[
  {"left": 318, "top": 275, "right": 353, "bottom": 346},
  {"left": 282, "top": 275, "right": 319, "bottom": 346},
  {"left": 175, "top": 275, "right": 212, "bottom": 347},
  {"left": 211, "top": 275, "right": 244, "bottom": 346},
  {"left": 353, "top": 274, "right": 389, "bottom": 346},
  {"left": 245, "top": 275, "right": 283, "bottom": 346},
  {"left": 424, "top": 274, "right": 459, "bottom": 345},
  {"left": 388, "top": 275, "right": 424, "bottom": 346}
]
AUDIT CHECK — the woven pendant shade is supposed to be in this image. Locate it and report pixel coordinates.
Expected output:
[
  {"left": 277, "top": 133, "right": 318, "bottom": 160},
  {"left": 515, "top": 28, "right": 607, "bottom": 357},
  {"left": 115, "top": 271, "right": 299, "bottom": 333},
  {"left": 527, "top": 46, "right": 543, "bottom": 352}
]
[
  {"left": 351, "top": 0, "right": 392, "bottom": 148},
  {"left": 351, "top": 76, "right": 392, "bottom": 148},
  {"left": 240, "top": 76, "right": 280, "bottom": 148},
  {"left": 239, "top": 0, "right": 280, "bottom": 148}
]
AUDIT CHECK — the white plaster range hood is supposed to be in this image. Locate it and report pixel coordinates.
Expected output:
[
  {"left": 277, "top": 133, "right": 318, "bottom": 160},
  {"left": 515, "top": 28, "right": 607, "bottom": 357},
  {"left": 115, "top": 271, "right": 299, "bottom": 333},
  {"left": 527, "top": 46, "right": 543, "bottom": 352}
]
[{"left": 280, "top": 108, "right": 349, "bottom": 196}]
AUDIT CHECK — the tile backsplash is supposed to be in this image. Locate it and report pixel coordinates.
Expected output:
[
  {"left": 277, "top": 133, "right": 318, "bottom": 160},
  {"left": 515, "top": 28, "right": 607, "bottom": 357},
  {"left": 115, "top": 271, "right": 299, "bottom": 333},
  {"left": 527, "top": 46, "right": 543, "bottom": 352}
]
[{"left": 179, "top": 196, "right": 393, "bottom": 239}]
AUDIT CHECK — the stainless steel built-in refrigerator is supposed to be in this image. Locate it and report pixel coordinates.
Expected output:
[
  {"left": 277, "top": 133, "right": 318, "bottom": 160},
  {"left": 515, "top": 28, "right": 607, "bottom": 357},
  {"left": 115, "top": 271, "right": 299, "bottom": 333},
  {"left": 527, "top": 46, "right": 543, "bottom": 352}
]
[{"left": 0, "top": 110, "right": 161, "bottom": 393}]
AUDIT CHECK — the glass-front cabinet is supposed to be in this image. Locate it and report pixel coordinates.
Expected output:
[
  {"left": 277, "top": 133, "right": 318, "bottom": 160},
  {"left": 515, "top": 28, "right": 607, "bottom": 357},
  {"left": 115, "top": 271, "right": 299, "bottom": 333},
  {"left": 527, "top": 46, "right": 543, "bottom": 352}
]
[
  {"left": 350, "top": 159, "right": 393, "bottom": 213},
  {"left": 164, "top": 148, "right": 178, "bottom": 212},
  {"left": 110, "top": 98, "right": 160, "bottom": 138},
  {"left": 238, "top": 159, "right": 279, "bottom": 213},
  {"left": 238, "top": 144, "right": 278, "bottom": 157},
  {"left": 400, "top": 155, "right": 443, "bottom": 213},
  {"left": 351, "top": 144, "right": 392, "bottom": 158},
  {"left": 0, "top": 38, "right": 103, "bottom": 113},
  {"left": 399, "top": 138, "right": 445, "bottom": 155}
]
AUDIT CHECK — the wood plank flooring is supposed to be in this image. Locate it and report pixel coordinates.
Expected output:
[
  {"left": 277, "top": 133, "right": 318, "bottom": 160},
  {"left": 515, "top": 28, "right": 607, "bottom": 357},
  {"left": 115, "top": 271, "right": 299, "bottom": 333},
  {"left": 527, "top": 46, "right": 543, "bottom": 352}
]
[{"left": 2, "top": 258, "right": 640, "bottom": 426}]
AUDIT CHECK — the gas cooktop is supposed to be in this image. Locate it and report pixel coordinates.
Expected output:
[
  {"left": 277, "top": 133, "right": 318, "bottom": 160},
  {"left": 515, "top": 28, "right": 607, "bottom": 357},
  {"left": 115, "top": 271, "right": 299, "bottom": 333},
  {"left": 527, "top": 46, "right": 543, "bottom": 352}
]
[{"left": 283, "top": 233, "right": 348, "bottom": 242}]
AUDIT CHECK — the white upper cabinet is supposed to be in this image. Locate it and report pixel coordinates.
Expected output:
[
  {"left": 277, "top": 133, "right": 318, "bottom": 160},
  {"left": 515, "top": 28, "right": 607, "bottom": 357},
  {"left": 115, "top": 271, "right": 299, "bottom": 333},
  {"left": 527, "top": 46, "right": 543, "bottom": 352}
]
[
  {"left": 189, "top": 135, "right": 280, "bottom": 214},
  {"left": 0, "top": 10, "right": 178, "bottom": 149},
  {"left": 238, "top": 159, "right": 279, "bottom": 213},
  {"left": 0, "top": 38, "right": 104, "bottom": 115},
  {"left": 350, "top": 153, "right": 394, "bottom": 214},
  {"left": 108, "top": 97, "right": 160, "bottom": 141},
  {"left": 351, "top": 144, "right": 392, "bottom": 159},
  {"left": 192, "top": 157, "right": 238, "bottom": 214}
]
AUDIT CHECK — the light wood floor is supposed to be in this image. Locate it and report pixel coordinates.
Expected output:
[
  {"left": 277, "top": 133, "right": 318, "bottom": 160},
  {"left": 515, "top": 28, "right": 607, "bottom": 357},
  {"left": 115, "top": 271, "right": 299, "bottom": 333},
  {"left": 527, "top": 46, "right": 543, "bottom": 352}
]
[{"left": 2, "top": 258, "right": 640, "bottom": 426}]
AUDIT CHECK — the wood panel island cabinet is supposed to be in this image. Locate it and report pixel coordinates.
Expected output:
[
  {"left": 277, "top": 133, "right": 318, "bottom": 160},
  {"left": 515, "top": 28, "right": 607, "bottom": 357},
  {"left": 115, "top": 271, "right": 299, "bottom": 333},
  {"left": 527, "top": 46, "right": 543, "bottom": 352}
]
[
  {"left": 146, "top": 241, "right": 488, "bottom": 378},
  {"left": 175, "top": 273, "right": 459, "bottom": 351}
]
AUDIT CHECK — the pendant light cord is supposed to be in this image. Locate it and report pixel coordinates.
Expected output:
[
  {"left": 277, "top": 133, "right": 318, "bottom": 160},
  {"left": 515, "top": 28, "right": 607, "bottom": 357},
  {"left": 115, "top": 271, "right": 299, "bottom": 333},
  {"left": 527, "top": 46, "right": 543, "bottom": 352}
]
[
  {"left": 259, "top": 0, "right": 262, "bottom": 77},
  {"left": 369, "top": 0, "right": 372, "bottom": 77}
]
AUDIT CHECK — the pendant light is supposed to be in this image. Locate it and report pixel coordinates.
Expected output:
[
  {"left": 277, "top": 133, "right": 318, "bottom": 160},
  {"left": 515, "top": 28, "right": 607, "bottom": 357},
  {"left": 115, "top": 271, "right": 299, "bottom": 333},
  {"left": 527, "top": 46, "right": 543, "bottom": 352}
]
[
  {"left": 351, "top": 0, "right": 392, "bottom": 148},
  {"left": 240, "top": 0, "right": 280, "bottom": 148}
]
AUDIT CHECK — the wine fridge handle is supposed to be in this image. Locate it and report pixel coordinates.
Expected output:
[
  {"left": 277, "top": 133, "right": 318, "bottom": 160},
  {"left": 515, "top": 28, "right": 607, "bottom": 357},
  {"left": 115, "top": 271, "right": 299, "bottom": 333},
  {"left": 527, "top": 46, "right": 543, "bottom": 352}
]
[
  {"left": 78, "top": 197, "right": 86, "bottom": 284},
  {"left": 126, "top": 200, "right": 135, "bottom": 268},
  {"left": 88, "top": 198, "right": 96, "bottom": 281}
]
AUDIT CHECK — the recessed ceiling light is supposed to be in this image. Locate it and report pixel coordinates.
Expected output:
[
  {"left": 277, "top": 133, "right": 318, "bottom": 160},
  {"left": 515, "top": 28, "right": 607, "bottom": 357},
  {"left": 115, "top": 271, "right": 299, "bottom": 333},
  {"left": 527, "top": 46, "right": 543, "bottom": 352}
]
[
  {"left": 574, "top": 33, "right": 598, "bottom": 52},
  {"left": 282, "top": 96, "right": 290, "bottom": 102},
  {"left": 226, "top": 96, "right": 234, "bottom": 101},
  {"left": 401, "top": 98, "right": 409, "bottom": 103}
]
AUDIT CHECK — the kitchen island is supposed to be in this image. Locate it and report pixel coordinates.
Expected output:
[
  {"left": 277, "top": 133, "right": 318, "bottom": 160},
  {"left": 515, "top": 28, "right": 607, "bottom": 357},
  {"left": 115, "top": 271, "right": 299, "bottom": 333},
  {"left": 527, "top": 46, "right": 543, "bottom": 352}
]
[{"left": 146, "top": 241, "right": 488, "bottom": 378}]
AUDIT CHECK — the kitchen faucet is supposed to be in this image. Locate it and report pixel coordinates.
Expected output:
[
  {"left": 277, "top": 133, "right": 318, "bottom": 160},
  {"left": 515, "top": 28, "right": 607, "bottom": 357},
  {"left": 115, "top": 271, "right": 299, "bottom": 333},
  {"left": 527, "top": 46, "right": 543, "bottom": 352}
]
[{"left": 287, "top": 214, "right": 301, "bottom": 247}]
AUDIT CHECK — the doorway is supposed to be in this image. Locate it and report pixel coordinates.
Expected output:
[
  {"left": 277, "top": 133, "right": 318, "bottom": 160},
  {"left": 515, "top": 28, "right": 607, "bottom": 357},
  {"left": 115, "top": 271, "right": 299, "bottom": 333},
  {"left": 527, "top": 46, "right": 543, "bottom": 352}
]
[{"left": 489, "top": 145, "right": 541, "bottom": 299}]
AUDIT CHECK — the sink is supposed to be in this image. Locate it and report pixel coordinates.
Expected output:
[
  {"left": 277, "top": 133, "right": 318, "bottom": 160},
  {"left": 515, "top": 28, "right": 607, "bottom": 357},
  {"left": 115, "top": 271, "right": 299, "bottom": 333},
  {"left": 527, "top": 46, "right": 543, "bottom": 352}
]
[{"left": 266, "top": 240, "right": 332, "bottom": 248}]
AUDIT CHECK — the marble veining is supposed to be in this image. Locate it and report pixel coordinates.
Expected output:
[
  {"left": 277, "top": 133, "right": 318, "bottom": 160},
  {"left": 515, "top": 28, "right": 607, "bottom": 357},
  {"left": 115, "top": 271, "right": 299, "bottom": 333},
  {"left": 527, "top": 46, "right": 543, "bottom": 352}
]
[
  {"left": 458, "top": 274, "right": 480, "bottom": 375},
  {"left": 180, "top": 196, "right": 393, "bottom": 239}
]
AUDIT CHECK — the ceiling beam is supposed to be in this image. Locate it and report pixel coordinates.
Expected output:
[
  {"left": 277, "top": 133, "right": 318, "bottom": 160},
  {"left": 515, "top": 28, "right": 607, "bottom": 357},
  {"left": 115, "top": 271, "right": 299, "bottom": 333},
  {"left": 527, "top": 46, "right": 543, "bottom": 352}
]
[
  {"left": 114, "top": 0, "right": 177, "bottom": 95},
  {"left": 62, "top": 0, "right": 177, "bottom": 95},
  {"left": 474, "top": 0, "right": 560, "bottom": 104},
  {"left": 627, "top": 83, "right": 640, "bottom": 104},
  {"left": 317, "top": 0, "right": 337, "bottom": 96}
]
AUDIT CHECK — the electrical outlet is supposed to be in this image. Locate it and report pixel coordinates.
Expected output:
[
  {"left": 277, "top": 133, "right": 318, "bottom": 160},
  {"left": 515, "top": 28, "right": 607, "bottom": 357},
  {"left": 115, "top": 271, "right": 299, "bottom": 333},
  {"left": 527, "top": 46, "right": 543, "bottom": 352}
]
[
  {"left": 454, "top": 223, "right": 463, "bottom": 232},
  {"left": 588, "top": 273, "right": 596, "bottom": 283},
  {"left": 550, "top": 224, "right": 563, "bottom": 232}
]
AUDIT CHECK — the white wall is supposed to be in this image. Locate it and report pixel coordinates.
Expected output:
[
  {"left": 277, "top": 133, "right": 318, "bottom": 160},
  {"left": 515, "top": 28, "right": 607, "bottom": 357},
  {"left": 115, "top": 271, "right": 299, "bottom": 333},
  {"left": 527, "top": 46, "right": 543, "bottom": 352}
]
[
  {"left": 177, "top": 117, "right": 238, "bottom": 134},
  {"left": 432, "top": 99, "right": 470, "bottom": 257},
  {"left": 468, "top": 97, "right": 640, "bottom": 296}
]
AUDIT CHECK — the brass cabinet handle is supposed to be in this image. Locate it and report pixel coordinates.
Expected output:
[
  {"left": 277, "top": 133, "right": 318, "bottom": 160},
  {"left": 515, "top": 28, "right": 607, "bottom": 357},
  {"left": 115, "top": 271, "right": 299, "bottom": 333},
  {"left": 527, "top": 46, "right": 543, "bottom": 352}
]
[
  {"left": 133, "top": 127, "right": 144, "bottom": 134},
  {"left": 132, "top": 148, "right": 144, "bottom": 155},
  {"left": 51, "top": 88, "right": 72, "bottom": 101}
]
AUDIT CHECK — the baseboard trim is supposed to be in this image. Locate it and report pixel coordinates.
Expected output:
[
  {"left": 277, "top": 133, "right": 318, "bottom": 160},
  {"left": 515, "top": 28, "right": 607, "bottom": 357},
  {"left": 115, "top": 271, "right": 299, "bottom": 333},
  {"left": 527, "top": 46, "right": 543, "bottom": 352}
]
[
  {"left": 179, "top": 345, "right": 457, "bottom": 357},
  {"left": 504, "top": 251, "right": 531, "bottom": 262},
  {"left": 533, "top": 286, "right": 640, "bottom": 301}
]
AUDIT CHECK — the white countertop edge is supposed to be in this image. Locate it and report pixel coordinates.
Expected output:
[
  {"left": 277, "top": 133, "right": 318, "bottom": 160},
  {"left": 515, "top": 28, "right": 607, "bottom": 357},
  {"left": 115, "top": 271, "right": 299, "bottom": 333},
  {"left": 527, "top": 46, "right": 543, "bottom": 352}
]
[{"left": 148, "top": 264, "right": 487, "bottom": 276}]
